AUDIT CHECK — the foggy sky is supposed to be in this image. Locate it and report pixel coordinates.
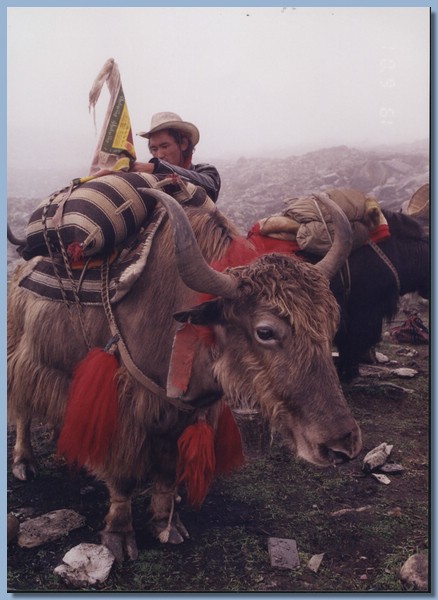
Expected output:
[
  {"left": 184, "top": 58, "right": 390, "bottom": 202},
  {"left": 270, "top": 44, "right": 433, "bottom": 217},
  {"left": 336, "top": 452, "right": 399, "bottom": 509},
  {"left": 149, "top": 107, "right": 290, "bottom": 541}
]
[{"left": 7, "top": 6, "right": 430, "bottom": 177}]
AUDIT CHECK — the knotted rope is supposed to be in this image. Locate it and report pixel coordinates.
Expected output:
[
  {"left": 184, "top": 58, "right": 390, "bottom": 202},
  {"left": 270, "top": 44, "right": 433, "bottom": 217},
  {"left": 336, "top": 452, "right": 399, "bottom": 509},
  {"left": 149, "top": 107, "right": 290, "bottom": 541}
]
[{"left": 42, "top": 183, "right": 92, "bottom": 349}]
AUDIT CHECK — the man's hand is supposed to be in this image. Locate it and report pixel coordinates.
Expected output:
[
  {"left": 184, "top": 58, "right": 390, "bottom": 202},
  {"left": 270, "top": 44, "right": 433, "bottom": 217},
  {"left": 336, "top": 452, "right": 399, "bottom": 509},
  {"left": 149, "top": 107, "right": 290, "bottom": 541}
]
[{"left": 130, "top": 161, "right": 155, "bottom": 173}]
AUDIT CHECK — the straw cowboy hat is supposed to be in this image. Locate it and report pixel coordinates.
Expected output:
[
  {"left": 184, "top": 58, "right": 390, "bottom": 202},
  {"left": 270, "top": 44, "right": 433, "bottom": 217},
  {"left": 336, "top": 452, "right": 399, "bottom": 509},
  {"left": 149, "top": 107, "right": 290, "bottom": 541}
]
[{"left": 137, "top": 112, "right": 200, "bottom": 146}]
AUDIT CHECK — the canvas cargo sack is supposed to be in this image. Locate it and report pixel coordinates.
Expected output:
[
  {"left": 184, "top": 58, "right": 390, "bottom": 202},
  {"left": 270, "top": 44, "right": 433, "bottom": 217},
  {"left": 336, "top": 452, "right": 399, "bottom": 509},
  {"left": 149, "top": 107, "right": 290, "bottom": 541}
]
[
  {"left": 258, "top": 188, "right": 388, "bottom": 255},
  {"left": 22, "top": 171, "right": 213, "bottom": 261}
]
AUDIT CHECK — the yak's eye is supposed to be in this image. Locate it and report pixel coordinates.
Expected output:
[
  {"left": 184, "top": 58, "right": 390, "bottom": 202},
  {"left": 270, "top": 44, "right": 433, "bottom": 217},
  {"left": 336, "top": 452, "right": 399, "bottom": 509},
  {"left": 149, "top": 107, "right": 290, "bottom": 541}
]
[{"left": 255, "top": 326, "right": 276, "bottom": 343}]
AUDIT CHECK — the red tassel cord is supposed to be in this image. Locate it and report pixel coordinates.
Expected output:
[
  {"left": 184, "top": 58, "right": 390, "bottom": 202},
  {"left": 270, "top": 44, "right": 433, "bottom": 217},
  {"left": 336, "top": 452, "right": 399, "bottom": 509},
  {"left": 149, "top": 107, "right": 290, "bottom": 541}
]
[
  {"left": 57, "top": 348, "right": 119, "bottom": 470},
  {"left": 177, "top": 406, "right": 244, "bottom": 509},
  {"left": 67, "top": 241, "right": 85, "bottom": 262},
  {"left": 177, "top": 417, "right": 216, "bottom": 509},
  {"left": 214, "top": 404, "right": 244, "bottom": 475}
]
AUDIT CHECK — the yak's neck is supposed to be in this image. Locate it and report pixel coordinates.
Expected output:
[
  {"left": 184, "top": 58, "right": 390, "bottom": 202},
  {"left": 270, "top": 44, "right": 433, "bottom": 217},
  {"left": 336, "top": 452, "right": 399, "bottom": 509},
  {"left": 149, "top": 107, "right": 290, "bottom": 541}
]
[{"left": 379, "top": 235, "right": 428, "bottom": 296}]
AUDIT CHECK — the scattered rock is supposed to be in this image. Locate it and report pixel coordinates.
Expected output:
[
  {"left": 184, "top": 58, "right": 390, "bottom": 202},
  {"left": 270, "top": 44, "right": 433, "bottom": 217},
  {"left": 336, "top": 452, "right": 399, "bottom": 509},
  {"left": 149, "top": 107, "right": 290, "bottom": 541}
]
[
  {"left": 307, "top": 553, "right": 324, "bottom": 573},
  {"left": 331, "top": 505, "right": 372, "bottom": 517},
  {"left": 268, "top": 537, "right": 300, "bottom": 570},
  {"left": 375, "top": 352, "right": 389, "bottom": 363},
  {"left": 379, "top": 463, "right": 405, "bottom": 474},
  {"left": 358, "top": 364, "right": 395, "bottom": 378},
  {"left": 362, "top": 442, "right": 393, "bottom": 472},
  {"left": 378, "top": 382, "right": 414, "bottom": 398},
  {"left": 400, "top": 553, "right": 429, "bottom": 590},
  {"left": 54, "top": 543, "right": 115, "bottom": 588},
  {"left": 391, "top": 368, "right": 418, "bottom": 378},
  {"left": 18, "top": 509, "right": 86, "bottom": 549},
  {"left": 395, "top": 347, "right": 419, "bottom": 357},
  {"left": 7, "top": 513, "right": 19, "bottom": 544},
  {"left": 371, "top": 473, "right": 391, "bottom": 485}
]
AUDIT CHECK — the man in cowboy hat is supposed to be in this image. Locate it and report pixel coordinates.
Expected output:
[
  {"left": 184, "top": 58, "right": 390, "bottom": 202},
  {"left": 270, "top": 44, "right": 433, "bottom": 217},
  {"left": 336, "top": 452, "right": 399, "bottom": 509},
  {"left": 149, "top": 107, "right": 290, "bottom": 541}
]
[{"left": 131, "top": 112, "right": 221, "bottom": 202}]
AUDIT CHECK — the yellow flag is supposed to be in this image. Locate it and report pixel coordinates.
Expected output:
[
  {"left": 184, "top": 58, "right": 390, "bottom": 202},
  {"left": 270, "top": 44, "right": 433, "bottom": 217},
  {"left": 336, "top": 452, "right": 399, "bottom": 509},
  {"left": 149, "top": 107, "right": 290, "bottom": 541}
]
[{"left": 88, "top": 58, "right": 136, "bottom": 175}]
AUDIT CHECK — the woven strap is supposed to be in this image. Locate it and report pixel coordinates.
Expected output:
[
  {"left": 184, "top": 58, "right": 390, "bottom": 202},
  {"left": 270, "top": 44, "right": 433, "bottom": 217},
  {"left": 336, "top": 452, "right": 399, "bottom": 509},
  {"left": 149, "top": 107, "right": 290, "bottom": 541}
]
[
  {"left": 368, "top": 240, "right": 401, "bottom": 293},
  {"left": 100, "top": 258, "right": 193, "bottom": 412},
  {"left": 42, "top": 184, "right": 92, "bottom": 349}
]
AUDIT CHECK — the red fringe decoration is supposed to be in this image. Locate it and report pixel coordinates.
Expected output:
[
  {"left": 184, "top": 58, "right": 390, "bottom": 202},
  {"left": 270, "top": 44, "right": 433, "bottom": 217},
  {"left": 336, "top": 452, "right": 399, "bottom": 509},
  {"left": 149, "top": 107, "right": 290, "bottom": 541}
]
[
  {"left": 57, "top": 348, "right": 119, "bottom": 470},
  {"left": 214, "top": 405, "right": 244, "bottom": 475},
  {"left": 177, "top": 419, "right": 216, "bottom": 509},
  {"left": 67, "top": 241, "right": 85, "bottom": 262},
  {"left": 177, "top": 406, "right": 244, "bottom": 509}
]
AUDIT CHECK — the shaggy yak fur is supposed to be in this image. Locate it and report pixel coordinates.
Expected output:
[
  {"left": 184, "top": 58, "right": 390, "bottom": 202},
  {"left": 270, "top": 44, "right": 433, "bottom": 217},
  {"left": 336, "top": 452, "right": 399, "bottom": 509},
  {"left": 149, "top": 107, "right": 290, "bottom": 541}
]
[
  {"left": 326, "top": 210, "right": 429, "bottom": 381},
  {"left": 8, "top": 196, "right": 362, "bottom": 562}
]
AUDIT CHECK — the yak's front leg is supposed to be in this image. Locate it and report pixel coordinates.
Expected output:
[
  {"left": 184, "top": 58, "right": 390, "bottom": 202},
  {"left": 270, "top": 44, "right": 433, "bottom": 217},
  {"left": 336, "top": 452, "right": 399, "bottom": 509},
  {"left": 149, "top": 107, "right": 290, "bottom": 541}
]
[
  {"left": 11, "top": 415, "right": 38, "bottom": 481},
  {"left": 101, "top": 484, "right": 138, "bottom": 562},
  {"left": 148, "top": 482, "right": 189, "bottom": 544}
]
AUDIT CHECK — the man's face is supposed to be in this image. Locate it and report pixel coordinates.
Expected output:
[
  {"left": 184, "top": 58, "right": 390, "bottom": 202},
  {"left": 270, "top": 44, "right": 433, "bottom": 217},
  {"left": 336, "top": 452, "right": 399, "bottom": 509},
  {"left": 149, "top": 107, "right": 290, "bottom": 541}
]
[{"left": 148, "top": 130, "right": 188, "bottom": 166}]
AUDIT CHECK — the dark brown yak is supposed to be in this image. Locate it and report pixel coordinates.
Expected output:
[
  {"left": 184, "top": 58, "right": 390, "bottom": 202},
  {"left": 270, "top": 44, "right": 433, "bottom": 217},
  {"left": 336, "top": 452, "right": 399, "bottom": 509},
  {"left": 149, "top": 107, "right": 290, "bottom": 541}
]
[{"left": 8, "top": 189, "right": 362, "bottom": 561}]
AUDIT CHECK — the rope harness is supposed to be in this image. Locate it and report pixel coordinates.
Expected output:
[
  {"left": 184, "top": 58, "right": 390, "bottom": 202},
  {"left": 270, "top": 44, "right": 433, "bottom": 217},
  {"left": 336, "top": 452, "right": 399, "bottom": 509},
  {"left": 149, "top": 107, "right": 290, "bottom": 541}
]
[
  {"left": 100, "top": 257, "right": 193, "bottom": 412},
  {"left": 42, "top": 183, "right": 92, "bottom": 350},
  {"left": 368, "top": 240, "right": 401, "bottom": 294}
]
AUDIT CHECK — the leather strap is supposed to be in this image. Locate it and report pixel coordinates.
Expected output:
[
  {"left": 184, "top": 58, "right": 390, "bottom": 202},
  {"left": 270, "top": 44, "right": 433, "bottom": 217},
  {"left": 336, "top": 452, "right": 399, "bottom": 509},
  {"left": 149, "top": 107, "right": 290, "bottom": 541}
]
[
  {"left": 101, "top": 258, "right": 193, "bottom": 412},
  {"left": 368, "top": 240, "right": 401, "bottom": 293}
]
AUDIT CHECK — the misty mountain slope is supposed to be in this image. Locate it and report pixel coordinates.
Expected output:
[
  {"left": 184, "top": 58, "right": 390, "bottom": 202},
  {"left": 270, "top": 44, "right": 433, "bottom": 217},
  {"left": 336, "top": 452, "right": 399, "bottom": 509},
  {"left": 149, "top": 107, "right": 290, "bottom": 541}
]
[
  {"left": 7, "top": 143, "right": 429, "bottom": 278},
  {"left": 215, "top": 143, "right": 429, "bottom": 230}
]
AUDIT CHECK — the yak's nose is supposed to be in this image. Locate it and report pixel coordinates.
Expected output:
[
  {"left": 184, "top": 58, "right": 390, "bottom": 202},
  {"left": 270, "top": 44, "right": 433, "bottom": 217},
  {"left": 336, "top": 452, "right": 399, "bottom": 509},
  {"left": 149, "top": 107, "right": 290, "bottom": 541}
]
[{"left": 320, "top": 421, "right": 363, "bottom": 465}]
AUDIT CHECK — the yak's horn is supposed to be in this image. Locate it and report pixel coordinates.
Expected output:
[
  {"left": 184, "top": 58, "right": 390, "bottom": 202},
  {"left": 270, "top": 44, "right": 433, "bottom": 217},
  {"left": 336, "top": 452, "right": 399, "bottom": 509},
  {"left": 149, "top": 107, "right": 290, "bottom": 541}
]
[
  {"left": 313, "top": 192, "right": 353, "bottom": 280},
  {"left": 138, "top": 188, "right": 238, "bottom": 299},
  {"left": 7, "top": 224, "right": 26, "bottom": 247}
]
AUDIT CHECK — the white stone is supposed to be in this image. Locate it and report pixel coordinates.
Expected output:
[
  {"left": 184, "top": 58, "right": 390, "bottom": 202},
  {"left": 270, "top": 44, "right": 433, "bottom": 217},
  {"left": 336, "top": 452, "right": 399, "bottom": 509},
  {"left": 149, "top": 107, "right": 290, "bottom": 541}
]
[
  {"left": 391, "top": 368, "right": 418, "bottom": 378},
  {"left": 371, "top": 473, "right": 391, "bottom": 485},
  {"left": 362, "top": 442, "right": 393, "bottom": 472},
  {"left": 54, "top": 543, "right": 115, "bottom": 588},
  {"left": 375, "top": 351, "right": 389, "bottom": 363},
  {"left": 307, "top": 553, "right": 324, "bottom": 572}
]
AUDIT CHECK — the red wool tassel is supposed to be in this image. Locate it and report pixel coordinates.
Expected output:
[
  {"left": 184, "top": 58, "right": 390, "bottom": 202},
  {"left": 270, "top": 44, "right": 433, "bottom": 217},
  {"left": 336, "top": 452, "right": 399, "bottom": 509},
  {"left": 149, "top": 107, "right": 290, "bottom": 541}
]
[
  {"left": 57, "top": 348, "right": 119, "bottom": 470},
  {"left": 214, "top": 405, "right": 244, "bottom": 475},
  {"left": 67, "top": 241, "right": 85, "bottom": 262},
  {"left": 369, "top": 224, "right": 391, "bottom": 244},
  {"left": 177, "top": 419, "right": 216, "bottom": 509}
]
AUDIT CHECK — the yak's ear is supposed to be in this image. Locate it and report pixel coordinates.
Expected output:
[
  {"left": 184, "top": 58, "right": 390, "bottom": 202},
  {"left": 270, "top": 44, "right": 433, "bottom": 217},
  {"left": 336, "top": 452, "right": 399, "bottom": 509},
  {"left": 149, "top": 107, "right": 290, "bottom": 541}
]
[{"left": 173, "top": 298, "right": 224, "bottom": 325}]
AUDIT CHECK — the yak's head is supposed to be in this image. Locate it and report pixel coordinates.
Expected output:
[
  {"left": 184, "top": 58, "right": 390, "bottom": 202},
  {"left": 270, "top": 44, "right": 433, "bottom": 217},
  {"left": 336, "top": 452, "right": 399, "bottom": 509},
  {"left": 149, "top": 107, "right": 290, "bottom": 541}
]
[{"left": 141, "top": 189, "right": 362, "bottom": 467}]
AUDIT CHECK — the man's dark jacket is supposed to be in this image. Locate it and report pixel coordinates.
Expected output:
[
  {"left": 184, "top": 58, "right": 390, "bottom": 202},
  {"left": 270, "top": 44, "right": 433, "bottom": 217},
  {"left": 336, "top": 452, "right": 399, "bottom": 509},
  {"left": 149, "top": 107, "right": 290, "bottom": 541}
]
[{"left": 150, "top": 158, "right": 221, "bottom": 202}]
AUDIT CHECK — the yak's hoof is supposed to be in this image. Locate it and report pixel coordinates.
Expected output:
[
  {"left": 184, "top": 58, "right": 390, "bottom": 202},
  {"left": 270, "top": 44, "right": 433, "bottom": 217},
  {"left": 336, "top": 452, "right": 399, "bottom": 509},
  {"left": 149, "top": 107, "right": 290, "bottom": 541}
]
[
  {"left": 149, "top": 515, "right": 190, "bottom": 544},
  {"left": 12, "top": 460, "right": 38, "bottom": 481},
  {"left": 101, "top": 531, "right": 138, "bottom": 562}
]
